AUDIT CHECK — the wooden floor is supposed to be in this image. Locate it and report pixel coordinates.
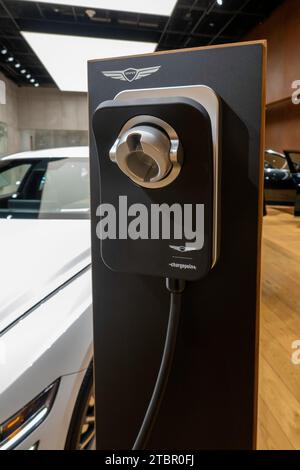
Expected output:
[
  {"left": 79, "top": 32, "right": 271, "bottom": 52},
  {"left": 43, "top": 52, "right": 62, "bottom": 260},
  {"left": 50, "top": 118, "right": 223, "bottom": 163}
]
[{"left": 257, "top": 206, "right": 300, "bottom": 450}]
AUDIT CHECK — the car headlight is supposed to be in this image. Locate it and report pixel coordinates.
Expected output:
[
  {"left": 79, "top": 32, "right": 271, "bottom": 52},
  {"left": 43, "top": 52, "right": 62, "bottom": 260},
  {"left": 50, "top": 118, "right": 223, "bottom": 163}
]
[{"left": 0, "top": 379, "right": 59, "bottom": 450}]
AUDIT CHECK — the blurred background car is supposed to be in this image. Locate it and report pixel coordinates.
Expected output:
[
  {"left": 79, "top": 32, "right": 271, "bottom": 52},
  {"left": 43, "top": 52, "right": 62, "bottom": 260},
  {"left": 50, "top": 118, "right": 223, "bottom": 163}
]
[
  {"left": 0, "top": 146, "right": 94, "bottom": 450},
  {"left": 284, "top": 150, "right": 300, "bottom": 173},
  {"left": 264, "top": 149, "right": 300, "bottom": 207}
]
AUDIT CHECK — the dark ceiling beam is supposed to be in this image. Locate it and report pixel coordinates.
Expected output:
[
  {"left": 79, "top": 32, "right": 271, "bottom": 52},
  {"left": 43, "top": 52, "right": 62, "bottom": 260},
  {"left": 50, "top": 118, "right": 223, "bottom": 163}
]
[
  {"left": 170, "top": 29, "right": 235, "bottom": 40},
  {"left": 0, "top": 34, "right": 22, "bottom": 40},
  {"left": 177, "top": 3, "right": 263, "bottom": 17},
  {"left": 0, "top": 62, "right": 23, "bottom": 80},
  {"left": 0, "top": 0, "right": 20, "bottom": 30},
  {"left": 184, "top": 0, "right": 218, "bottom": 47},
  {"left": 0, "top": 62, "right": 51, "bottom": 82},
  {"left": 165, "top": 0, "right": 198, "bottom": 49},
  {"left": 18, "top": 18, "right": 163, "bottom": 42},
  {"left": 17, "top": 17, "right": 235, "bottom": 42},
  {"left": 0, "top": 0, "right": 285, "bottom": 88},
  {"left": 0, "top": 1, "right": 54, "bottom": 85},
  {"left": 4, "top": 50, "right": 35, "bottom": 56},
  {"left": 208, "top": 0, "right": 252, "bottom": 45},
  {"left": 156, "top": 0, "right": 187, "bottom": 50}
]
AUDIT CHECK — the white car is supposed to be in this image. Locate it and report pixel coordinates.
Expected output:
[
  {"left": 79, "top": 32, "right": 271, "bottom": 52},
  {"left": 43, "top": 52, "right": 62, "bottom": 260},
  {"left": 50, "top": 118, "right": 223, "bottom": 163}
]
[{"left": 0, "top": 147, "right": 94, "bottom": 450}]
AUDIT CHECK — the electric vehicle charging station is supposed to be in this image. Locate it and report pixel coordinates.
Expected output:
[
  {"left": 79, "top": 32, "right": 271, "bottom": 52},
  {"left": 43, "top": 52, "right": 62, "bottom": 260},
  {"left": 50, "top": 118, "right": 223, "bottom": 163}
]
[
  {"left": 92, "top": 88, "right": 220, "bottom": 281},
  {"left": 88, "top": 41, "right": 266, "bottom": 450}
]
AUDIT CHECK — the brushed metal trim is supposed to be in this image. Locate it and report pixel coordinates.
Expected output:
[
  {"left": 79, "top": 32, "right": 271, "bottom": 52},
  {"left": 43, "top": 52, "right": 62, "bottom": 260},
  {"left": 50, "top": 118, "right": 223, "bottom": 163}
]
[
  {"left": 114, "top": 85, "right": 220, "bottom": 268},
  {"left": 110, "top": 115, "right": 183, "bottom": 189}
]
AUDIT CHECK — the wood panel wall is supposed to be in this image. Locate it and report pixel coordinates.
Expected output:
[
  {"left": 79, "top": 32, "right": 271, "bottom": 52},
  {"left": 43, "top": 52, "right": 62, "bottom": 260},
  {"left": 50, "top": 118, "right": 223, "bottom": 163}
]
[
  {"left": 246, "top": 0, "right": 300, "bottom": 152},
  {"left": 266, "top": 100, "right": 300, "bottom": 152}
]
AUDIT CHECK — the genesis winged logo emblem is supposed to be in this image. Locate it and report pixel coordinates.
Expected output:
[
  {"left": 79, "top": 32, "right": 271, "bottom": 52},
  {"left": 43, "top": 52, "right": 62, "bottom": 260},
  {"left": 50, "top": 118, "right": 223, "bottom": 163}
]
[
  {"left": 169, "top": 245, "right": 199, "bottom": 253},
  {"left": 102, "top": 66, "right": 161, "bottom": 82}
]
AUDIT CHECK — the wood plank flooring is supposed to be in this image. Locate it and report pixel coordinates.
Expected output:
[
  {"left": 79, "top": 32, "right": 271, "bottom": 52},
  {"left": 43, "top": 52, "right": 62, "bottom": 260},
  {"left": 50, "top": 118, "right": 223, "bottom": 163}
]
[{"left": 257, "top": 206, "right": 300, "bottom": 449}]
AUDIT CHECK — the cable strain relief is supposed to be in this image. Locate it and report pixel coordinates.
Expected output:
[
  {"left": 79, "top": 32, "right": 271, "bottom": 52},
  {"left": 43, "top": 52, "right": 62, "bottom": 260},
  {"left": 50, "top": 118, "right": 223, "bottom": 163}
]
[{"left": 166, "top": 278, "right": 186, "bottom": 293}]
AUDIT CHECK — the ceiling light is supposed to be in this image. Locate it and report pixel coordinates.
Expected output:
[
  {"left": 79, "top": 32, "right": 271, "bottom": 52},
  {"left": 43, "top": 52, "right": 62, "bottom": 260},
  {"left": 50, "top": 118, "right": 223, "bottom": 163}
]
[
  {"left": 217, "top": 0, "right": 223, "bottom": 5},
  {"left": 1, "top": 48, "right": 7, "bottom": 55},
  {"left": 15, "top": 63, "right": 21, "bottom": 68},
  {"left": 21, "top": 31, "right": 157, "bottom": 92},
  {"left": 26, "top": 73, "right": 31, "bottom": 79},
  {"left": 7, "top": 56, "right": 14, "bottom": 62},
  {"left": 30, "top": 78, "right": 35, "bottom": 83},
  {"left": 18, "top": 0, "right": 177, "bottom": 16},
  {"left": 20, "top": 69, "right": 26, "bottom": 74},
  {"left": 34, "top": 83, "right": 40, "bottom": 87}
]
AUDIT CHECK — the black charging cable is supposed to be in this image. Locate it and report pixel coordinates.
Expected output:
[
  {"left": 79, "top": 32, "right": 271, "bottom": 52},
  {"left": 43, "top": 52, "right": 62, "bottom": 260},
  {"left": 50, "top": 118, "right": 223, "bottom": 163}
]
[{"left": 133, "top": 278, "right": 186, "bottom": 450}]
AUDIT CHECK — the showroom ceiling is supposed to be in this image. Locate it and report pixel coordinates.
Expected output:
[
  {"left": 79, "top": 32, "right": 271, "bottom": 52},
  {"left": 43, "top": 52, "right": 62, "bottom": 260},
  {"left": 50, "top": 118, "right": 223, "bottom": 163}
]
[{"left": 0, "top": 0, "right": 284, "bottom": 89}]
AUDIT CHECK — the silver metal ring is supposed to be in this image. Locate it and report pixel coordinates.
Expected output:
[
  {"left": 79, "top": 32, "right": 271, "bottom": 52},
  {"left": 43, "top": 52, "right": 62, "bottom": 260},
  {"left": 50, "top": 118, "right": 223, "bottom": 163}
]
[{"left": 109, "top": 116, "right": 183, "bottom": 189}]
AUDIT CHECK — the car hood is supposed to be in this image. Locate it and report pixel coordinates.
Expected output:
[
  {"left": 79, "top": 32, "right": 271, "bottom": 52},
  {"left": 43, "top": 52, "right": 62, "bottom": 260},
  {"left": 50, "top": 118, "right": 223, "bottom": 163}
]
[{"left": 0, "top": 219, "right": 91, "bottom": 333}]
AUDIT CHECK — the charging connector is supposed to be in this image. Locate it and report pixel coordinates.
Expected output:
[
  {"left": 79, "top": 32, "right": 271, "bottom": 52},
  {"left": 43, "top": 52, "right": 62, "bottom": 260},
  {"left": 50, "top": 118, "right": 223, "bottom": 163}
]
[
  {"left": 133, "top": 278, "right": 185, "bottom": 450},
  {"left": 166, "top": 278, "right": 186, "bottom": 294}
]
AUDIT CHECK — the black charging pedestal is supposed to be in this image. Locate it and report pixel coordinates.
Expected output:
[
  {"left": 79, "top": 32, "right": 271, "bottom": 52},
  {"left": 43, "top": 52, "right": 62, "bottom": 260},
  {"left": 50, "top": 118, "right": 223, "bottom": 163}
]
[{"left": 88, "top": 41, "right": 266, "bottom": 450}]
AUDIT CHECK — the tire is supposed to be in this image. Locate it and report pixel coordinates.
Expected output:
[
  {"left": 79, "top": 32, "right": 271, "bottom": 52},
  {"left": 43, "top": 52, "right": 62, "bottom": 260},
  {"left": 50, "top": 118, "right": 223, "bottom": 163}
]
[{"left": 65, "top": 362, "right": 95, "bottom": 450}]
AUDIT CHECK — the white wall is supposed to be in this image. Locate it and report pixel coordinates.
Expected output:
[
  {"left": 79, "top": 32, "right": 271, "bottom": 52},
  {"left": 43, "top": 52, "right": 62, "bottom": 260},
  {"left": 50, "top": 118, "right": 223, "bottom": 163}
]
[
  {"left": 0, "top": 73, "right": 88, "bottom": 155},
  {"left": 18, "top": 87, "right": 88, "bottom": 131},
  {"left": 0, "top": 72, "right": 20, "bottom": 154}
]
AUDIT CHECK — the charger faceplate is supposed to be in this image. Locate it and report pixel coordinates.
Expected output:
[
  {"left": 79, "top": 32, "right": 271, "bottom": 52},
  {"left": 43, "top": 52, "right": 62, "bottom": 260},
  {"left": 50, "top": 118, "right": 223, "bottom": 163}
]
[
  {"left": 92, "top": 87, "right": 221, "bottom": 280},
  {"left": 115, "top": 85, "right": 221, "bottom": 269}
]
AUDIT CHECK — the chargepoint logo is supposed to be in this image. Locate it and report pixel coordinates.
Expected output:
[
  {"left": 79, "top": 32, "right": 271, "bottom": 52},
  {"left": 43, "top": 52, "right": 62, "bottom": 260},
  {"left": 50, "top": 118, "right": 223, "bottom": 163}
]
[
  {"left": 96, "top": 196, "right": 204, "bottom": 251},
  {"left": 102, "top": 66, "right": 161, "bottom": 82},
  {"left": 169, "top": 262, "right": 197, "bottom": 271}
]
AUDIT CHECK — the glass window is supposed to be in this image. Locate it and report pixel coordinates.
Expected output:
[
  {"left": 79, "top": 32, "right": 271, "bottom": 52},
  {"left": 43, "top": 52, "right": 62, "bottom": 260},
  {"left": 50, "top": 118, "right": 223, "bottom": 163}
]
[
  {"left": 265, "top": 152, "right": 287, "bottom": 170},
  {"left": 0, "top": 163, "right": 31, "bottom": 197},
  {"left": 0, "top": 157, "right": 90, "bottom": 219},
  {"left": 288, "top": 152, "right": 300, "bottom": 171}
]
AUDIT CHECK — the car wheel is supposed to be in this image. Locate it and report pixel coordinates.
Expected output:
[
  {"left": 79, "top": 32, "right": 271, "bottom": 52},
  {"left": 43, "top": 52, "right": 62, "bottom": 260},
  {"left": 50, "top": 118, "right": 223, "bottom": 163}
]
[{"left": 65, "top": 362, "right": 95, "bottom": 450}]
